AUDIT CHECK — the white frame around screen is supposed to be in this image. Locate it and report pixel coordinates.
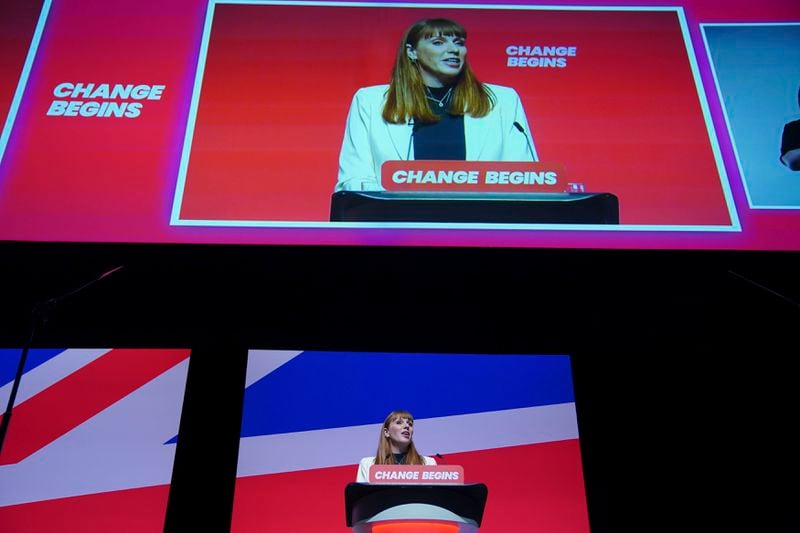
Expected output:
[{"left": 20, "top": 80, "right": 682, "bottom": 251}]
[
  {"left": 0, "top": 0, "right": 52, "bottom": 169},
  {"left": 170, "top": 0, "right": 740, "bottom": 232}
]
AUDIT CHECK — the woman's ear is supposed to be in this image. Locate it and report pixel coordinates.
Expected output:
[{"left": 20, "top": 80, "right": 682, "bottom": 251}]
[{"left": 406, "top": 43, "right": 417, "bottom": 62}]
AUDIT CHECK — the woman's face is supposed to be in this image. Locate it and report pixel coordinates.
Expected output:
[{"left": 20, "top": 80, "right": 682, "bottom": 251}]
[
  {"left": 407, "top": 33, "right": 466, "bottom": 87},
  {"left": 384, "top": 416, "right": 414, "bottom": 453}
]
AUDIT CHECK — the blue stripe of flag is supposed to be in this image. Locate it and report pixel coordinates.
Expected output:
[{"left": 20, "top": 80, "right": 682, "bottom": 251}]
[
  {"left": 240, "top": 352, "right": 573, "bottom": 438},
  {"left": 0, "top": 348, "right": 65, "bottom": 387}
]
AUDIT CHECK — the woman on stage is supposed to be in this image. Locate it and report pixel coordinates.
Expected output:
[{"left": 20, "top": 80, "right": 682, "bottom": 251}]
[
  {"left": 356, "top": 410, "right": 437, "bottom": 482},
  {"left": 337, "top": 18, "right": 537, "bottom": 192}
]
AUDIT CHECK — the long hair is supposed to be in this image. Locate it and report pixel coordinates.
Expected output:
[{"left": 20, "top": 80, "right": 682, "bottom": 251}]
[
  {"left": 382, "top": 18, "right": 494, "bottom": 124},
  {"left": 374, "top": 410, "right": 425, "bottom": 465}
]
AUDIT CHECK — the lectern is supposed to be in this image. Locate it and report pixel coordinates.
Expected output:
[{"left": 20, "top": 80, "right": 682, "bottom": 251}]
[
  {"left": 330, "top": 190, "right": 619, "bottom": 224},
  {"left": 344, "top": 466, "right": 488, "bottom": 533}
]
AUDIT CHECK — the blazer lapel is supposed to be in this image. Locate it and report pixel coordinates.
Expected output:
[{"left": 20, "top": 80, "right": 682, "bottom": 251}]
[
  {"left": 386, "top": 121, "right": 413, "bottom": 160},
  {"left": 465, "top": 113, "right": 490, "bottom": 160}
]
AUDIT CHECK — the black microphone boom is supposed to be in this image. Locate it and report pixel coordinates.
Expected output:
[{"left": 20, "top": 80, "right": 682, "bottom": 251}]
[
  {"left": 406, "top": 120, "right": 418, "bottom": 160},
  {"left": 0, "top": 265, "right": 125, "bottom": 459},
  {"left": 513, "top": 121, "right": 538, "bottom": 161}
]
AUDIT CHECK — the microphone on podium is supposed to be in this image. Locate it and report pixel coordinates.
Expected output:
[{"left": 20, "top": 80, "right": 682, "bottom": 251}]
[
  {"left": 435, "top": 453, "right": 448, "bottom": 464},
  {"left": 406, "top": 120, "right": 423, "bottom": 160},
  {"left": 513, "top": 121, "right": 538, "bottom": 161}
]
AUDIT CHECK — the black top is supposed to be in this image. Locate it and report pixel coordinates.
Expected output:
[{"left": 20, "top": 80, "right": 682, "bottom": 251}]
[
  {"left": 781, "top": 119, "right": 800, "bottom": 171},
  {"left": 392, "top": 452, "right": 407, "bottom": 464},
  {"left": 781, "top": 119, "right": 800, "bottom": 157},
  {"left": 413, "top": 86, "right": 467, "bottom": 161}
]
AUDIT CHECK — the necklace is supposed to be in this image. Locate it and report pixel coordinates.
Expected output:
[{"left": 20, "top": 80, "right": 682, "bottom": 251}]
[{"left": 426, "top": 87, "right": 452, "bottom": 108}]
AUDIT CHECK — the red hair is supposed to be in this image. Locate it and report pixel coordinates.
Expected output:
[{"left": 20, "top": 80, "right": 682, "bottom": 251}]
[
  {"left": 373, "top": 410, "right": 426, "bottom": 465},
  {"left": 382, "top": 18, "right": 494, "bottom": 124}
]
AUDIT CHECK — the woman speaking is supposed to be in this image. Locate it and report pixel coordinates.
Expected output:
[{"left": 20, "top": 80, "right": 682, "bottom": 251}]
[
  {"left": 356, "top": 410, "right": 437, "bottom": 483},
  {"left": 337, "top": 18, "right": 538, "bottom": 192}
]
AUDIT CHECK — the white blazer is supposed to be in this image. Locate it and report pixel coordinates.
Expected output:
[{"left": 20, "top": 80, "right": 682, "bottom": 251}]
[
  {"left": 336, "top": 84, "right": 538, "bottom": 192},
  {"left": 356, "top": 455, "right": 438, "bottom": 483}
]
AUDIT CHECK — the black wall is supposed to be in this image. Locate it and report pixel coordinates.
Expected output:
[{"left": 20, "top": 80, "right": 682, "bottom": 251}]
[{"left": 1, "top": 242, "right": 797, "bottom": 531}]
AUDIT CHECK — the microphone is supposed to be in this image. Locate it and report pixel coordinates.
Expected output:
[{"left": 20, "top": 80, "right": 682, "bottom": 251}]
[
  {"left": 37, "top": 265, "right": 125, "bottom": 319},
  {"left": 407, "top": 120, "right": 422, "bottom": 160},
  {"left": 0, "top": 264, "right": 125, "bottom": 458},
  {"left": 97, "top": 264, "right": 125, "bottom": 281},
  {"left": 513, "top": 121, "right": 538, "bottom": 161},
  {"left": 434, "top": 453, "right": 447, "bottom": 464}
]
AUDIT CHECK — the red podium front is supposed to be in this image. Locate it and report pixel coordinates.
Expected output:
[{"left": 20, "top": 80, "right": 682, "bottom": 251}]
[{"left": 344, "top": 466, "right": 488, "bottom": 533}]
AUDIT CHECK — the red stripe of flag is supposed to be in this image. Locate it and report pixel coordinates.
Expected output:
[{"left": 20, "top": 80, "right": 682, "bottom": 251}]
[
  {"left": 0, "top": 348, "right": 189, "bottom": 465},
  {"left": 0, "top": 484, "right": 171, "bottom": 531},
  {"left": 231, "top": 439, "right": 589, "bottom": 533}
]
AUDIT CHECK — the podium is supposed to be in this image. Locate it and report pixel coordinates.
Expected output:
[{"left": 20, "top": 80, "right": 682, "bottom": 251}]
[
  {"left": 330, "top": 191, "right": 619, "bottom": 224},
  {"left": 344, "top": 482, "right": 488, "bottom": 533}
]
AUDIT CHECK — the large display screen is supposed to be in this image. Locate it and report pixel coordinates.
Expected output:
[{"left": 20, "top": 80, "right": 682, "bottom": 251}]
[
  {"left": 232, "top": 350, "right": 587, "bottom": 532},
  {"left": 1, "top": 1, "right": 799, "bottom": 249},
  {"left": 0, "top": 348, "right": 190, "bottom": 532}
]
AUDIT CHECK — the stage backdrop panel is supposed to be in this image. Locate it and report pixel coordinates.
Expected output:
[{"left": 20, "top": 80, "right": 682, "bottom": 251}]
[
  {"left": 231, "top": 350, "right": 588, "bottom": 533},
  {"left": 0, "top": 348, "right": 190, "bottom": 532}
]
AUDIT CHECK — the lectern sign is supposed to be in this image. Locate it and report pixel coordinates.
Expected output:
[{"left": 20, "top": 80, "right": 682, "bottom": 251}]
[
  {"left": 369, "top": 465, "right": 465, "bottom": 485},
  {"left": 381, "top": 161, "right": 567, "bottom": 192}
]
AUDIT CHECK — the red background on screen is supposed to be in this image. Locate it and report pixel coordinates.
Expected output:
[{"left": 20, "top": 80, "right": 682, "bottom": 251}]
[
  {"left": 180, "top": 5, "right": 730, "bottom": 225},
  {"left": 0, "top": 0, "right": 799, "bottom": 248}
]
